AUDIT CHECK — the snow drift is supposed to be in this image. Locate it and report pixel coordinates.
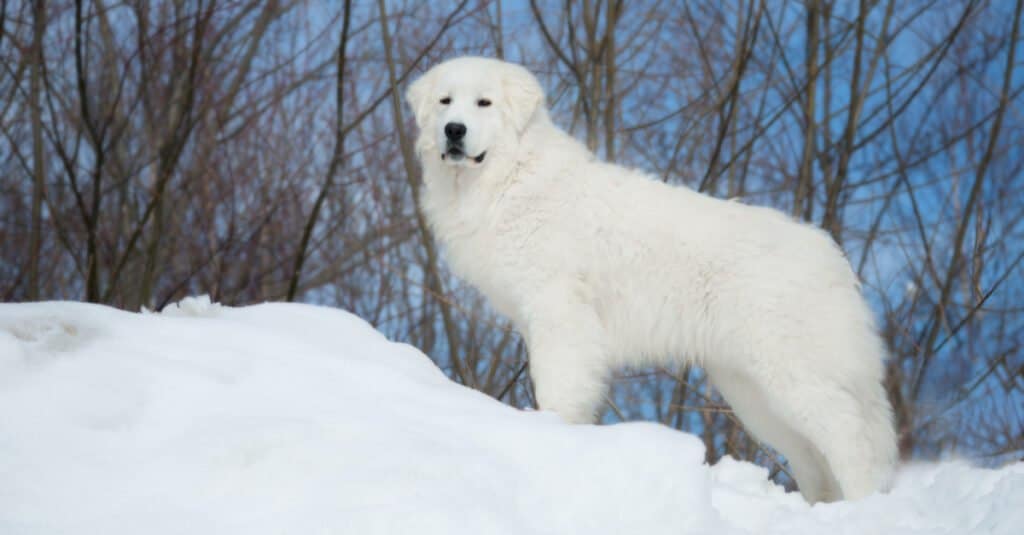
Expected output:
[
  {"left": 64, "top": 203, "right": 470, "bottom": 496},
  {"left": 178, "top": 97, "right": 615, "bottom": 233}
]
[{"left": 1, "top": 298, "right": 1020, "bottom": 534}]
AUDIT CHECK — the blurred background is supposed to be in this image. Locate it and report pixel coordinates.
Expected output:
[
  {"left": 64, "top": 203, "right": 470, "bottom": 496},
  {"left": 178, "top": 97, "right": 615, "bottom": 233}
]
[{"left": 1, "top": 0, "right": 1021, "bottom": 487}]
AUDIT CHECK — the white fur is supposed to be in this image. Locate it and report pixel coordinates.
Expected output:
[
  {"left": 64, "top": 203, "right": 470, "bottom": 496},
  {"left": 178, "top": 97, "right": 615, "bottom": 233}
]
[{"left": 407, "top": 56, "right": 897, "bottom": 503}]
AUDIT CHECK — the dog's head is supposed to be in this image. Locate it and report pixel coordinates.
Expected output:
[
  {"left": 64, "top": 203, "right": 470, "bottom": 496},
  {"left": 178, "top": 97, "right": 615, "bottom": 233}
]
[{"left": 406, "top": 57, "right": 544, "bottom": 168}]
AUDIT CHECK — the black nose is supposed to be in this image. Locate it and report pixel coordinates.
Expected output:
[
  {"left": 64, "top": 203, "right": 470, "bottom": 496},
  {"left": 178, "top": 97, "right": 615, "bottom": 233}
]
[{"left": 444, "top": 122, "right": 467, "bottom": 141}]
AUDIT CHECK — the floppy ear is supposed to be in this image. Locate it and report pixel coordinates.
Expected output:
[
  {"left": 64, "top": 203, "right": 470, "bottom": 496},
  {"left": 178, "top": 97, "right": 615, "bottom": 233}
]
[
  {"left": 502, "top": 65, "right": 544, "bottom": 134},
  {"left": 405, "top": 71, "right": 435, "bottom": 128}
]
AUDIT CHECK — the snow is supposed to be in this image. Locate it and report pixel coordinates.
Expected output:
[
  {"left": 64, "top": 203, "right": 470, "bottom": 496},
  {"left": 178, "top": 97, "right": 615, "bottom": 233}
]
[{"left": 1, "top": 299, "right": 1021, "bottom": 534}]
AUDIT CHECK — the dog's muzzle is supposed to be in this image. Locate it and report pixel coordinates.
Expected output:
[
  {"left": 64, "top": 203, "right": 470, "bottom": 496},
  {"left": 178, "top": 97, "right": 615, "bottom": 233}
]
[{"left": 442, "top": 144, "right": 486, "bottom": 164}]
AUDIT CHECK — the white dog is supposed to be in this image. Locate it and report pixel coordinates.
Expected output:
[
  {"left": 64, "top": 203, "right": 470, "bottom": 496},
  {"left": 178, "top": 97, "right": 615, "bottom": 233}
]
[{"left": 406, "top": 56, "right": 896, "bottom": 503}]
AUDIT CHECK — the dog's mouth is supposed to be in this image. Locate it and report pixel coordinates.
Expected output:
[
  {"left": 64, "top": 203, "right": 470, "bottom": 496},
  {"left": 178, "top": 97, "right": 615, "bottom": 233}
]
[{"left": 441, "top": 146, "right": 486, "bottom": 164}]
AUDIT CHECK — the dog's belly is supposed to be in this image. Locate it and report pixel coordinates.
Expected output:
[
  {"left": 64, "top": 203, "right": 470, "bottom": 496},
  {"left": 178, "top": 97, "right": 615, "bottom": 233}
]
[{"left": 592, "top": 269, "right": 709, "bottom": 367}]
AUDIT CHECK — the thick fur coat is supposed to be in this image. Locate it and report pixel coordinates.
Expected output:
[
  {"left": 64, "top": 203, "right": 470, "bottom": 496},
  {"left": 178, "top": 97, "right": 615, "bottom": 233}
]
[{"left": 406, "top": 56, "right": 896, "bottom": 503}]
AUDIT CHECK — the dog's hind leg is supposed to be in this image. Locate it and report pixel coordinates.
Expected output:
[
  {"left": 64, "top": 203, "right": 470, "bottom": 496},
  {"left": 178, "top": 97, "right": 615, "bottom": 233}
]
[
  {"left": 809, "top": 381, "right": 897, "bottom": 500},
  {"left": 711, "top": 360, "right": 896, "bottom": 502},
  {"left": 707, "top": 364, "right": 842, "bottom": 503}
]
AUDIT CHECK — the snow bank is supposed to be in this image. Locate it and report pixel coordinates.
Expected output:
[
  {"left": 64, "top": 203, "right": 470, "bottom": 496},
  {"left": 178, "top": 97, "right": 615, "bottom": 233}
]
[{"left": 0, "top": 299, "right": 1020, "bottom": 534}]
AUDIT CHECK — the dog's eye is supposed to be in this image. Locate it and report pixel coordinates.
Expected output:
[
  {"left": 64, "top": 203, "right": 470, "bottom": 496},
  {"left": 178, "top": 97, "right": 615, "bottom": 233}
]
[
  {"left": 440, "top": 97, "right": 451, "bottom": 105},
  {"left": 477, "top": 98, "right": 492, "bottom": 107}
]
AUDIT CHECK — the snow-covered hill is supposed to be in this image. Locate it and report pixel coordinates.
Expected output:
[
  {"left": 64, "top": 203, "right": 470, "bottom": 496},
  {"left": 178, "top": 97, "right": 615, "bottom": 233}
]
[{"left": 1, "top": 298, "right": 1021, "bottom": 534}]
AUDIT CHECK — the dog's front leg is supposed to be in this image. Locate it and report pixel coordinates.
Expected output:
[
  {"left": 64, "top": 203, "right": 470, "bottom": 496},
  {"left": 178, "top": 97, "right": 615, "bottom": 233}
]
[{"left": 521, "top": 288, "right": 608, "bottom": 424}]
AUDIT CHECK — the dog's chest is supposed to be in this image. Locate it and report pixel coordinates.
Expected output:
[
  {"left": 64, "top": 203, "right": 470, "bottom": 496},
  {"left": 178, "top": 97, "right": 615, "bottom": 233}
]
[{"left": 432, "top": 198, "right": 532, "bottom": 322}]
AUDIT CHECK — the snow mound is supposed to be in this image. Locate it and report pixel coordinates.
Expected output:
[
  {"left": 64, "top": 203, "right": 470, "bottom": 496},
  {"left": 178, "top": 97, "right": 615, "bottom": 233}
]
[
  {"left": 0, "top": 300, "right": 1021, "bottom": 534},
  {"left": 155, "top": 294, "right": 221, "bottom": 317}
]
